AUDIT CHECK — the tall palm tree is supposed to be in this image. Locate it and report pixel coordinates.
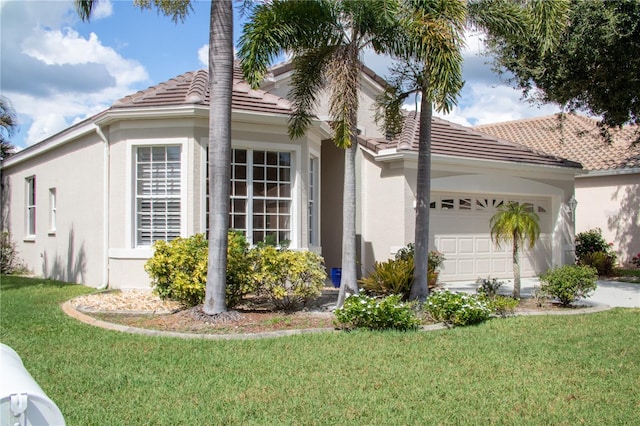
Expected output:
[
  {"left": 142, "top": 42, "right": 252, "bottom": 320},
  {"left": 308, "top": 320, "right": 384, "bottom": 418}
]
[
  {"left": 377, "top": 0, "right": 568, "bottom": 302},
  {"left": 0, "top": 96, "right": 18, "bottom": 160},
  {"left": 490, "top": 202, "right": 541, "bottom": 299},
  {"left": 238, "top": 0, "right": 399, "bottom": 308},
  {"left": 75, "top": 0, "right": 233, "bottom": 315}
]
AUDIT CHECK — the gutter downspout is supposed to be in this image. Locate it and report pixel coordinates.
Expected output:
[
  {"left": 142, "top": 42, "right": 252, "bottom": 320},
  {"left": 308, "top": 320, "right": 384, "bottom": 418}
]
[{"left": 95, "top": 124, "right": 110, "bottom": 290}]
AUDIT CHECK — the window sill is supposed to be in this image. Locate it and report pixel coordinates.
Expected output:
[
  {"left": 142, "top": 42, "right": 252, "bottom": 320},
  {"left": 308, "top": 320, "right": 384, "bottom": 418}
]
[
  {"left": 48, "top": 230, "right": 56, "bottom": 236},
  {"left": 23, "top": 236, "right": 36, "bottom": 243}
]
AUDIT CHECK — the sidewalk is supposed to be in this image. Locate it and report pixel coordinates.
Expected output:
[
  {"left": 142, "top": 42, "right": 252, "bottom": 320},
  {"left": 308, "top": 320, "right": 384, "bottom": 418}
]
[{"left": 441, "top": 277, "right": 640, "bottom": 308}]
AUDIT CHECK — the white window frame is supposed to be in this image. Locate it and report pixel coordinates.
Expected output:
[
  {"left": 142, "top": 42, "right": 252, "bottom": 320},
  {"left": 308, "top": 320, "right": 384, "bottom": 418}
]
[
  {"left": 125, "top": 139, "right": 187, "bottom": 250},
  {"left": 25, "top": 176, "right": 36, "bottom": 238},
  {"left": 202, "top": 140, "right": 301, "bottom": 248},
  {"left": 48, "top": 188, "right": 57, "bottom": 234},
  {"left": 308, "top": 154, "right": 320, "bottom": 247}
]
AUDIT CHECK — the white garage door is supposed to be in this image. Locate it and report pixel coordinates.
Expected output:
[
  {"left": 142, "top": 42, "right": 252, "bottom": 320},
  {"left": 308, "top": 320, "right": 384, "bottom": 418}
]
[{"left": 430, "top": 193, "right": 552, "bottom": 282}]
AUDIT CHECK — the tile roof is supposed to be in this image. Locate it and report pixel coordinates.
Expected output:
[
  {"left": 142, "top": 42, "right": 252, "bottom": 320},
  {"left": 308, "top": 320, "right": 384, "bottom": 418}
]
[
  {"left": 267, "top": 60, "right": 389, "bottom": 89},
  {"left": 112, "top": 67, "right": 292, "bottom": 115},
  {"left": 475, "top": 113, "right": 640, "bottom": 171},
  {"left": 362, "top": 113, "right": 581, "bottom": 169}
]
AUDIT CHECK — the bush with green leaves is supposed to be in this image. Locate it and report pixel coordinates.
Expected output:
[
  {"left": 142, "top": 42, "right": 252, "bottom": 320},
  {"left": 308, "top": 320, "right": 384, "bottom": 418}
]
[
  {"left": 580, "top": 251, "right": 615, "bottom": 276},
  {"left": 487, "top": 295, "right": 519, "bottom": 317},
  {"left": 1, "top": 232, "right": 26, "bottom": 274},
  {"left": 145, "top": 232, "right": 255, "bottom": 308},
  {"left": 426, "top": 290, "right": 492, "bottom": 326},
  {"left": 359, "top": 257, "right": 414, "bottom": 299},
  {"left": 252, "top": 246, "right": 326, "bottom": 310},
  {"left": 334, "top": 294, "right": 421, "bottom": 331},
  {"left": 539, "top": 265, "right": 598, "bottom": 306},
  {"left": 575, "top": 228, "right": 617, "bottom": 274}
]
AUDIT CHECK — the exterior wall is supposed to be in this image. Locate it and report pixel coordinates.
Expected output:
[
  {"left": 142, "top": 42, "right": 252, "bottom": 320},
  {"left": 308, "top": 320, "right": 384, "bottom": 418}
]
[
  {"left": 320, "top": 141, "right": 344, "bottom": 272},
  {"left": 360, "top": 150, "right": 412, "bottom": 274},
  {"left": 575, "top": 172, "right": 640, "bottom": 264},
  {"left": 1, "top": 133, "right": 106, "bottom": 286}
]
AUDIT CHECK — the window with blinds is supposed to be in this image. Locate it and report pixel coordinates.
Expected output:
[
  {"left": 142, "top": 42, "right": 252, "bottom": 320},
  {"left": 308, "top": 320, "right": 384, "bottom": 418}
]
[{"left": 135, "top": 146, "right": 181, "bottom": 246}]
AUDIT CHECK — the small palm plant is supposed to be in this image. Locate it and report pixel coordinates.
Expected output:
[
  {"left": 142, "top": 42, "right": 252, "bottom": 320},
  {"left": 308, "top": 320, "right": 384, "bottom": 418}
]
[{"left": 490, "top": 202, "right": 540, "bottom": 299}]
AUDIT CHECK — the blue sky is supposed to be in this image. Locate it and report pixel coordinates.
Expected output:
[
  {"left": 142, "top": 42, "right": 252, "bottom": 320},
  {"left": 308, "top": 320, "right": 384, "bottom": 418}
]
[{"left": 1, "top": 0, "right": 561, "bottom": 150}]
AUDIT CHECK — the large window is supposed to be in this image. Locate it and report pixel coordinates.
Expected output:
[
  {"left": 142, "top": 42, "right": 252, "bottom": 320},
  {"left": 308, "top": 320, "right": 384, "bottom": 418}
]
[
  {"left": 26, "top": 176, "right": 36, "bottom": 236},
  {"left": 135, "top": 146, "right": 181, "bottom": 246},
  {"left": 227, "top": 148, "right": 292, "bottom": 246}
]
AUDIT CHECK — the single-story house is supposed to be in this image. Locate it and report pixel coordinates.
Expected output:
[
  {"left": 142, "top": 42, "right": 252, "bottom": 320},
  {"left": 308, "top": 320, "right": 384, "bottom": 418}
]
[
  {"left": 0, "top": 64, "right": 582, "bottom": 289},
  {"left": 476, "top": 114, "right": 640, "bottom": 265}
]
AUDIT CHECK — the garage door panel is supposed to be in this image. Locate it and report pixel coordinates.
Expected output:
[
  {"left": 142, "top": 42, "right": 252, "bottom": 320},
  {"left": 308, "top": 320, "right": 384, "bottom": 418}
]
[
  {"left": 476, "top": 259, "right": 491, "bottom": 275},
  {"left": 439, "top": 238, "right": 458, "bottom": 255},
  {"left": 459, "top": 238, "right": 474, "bottom": 254},
  {"left": 475, "top": 238, "right": 491, "bottom": 254}
]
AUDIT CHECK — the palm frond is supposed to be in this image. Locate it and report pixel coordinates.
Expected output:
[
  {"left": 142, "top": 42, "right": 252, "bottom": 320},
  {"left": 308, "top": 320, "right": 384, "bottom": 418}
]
[
  {"left": 287, "top": 47, "right": 335, "bottom": 139},
  {"left": 490, "top": 202, "right": 541, "bottom": 250},
  {"left": 238, "top": 0, "right": 336, "bottom": 89},
  {"left": 326, "top": 47, "right": 361, "bottom": 149}
]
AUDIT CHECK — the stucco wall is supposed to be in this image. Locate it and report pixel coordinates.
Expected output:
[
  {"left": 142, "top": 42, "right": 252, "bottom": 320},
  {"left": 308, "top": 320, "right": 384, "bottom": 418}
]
[
  {"left": 576, "top": 172, "right": 640, "bottom": 264},
  {"left": 1, "top": 133, "right": 106, "bottom": 286}
]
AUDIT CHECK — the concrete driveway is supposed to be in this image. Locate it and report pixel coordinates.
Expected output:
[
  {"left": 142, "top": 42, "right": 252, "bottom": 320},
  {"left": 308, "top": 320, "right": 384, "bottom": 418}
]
[{"left": 442, "top": 277, "right": 640, "bottom": 308}]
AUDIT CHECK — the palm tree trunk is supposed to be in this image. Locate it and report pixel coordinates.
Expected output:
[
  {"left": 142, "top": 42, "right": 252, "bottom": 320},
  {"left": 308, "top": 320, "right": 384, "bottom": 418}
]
[
  {"left": 410, "top": 91, "right": 433, "bottom": 302},
  {"left": 337, "top": 141, "right": 359, "bottom": 308},
  {"left": 512, "top": 238, "right": 521, "bottom": 299},
  {"left": 204, "top": 0, "right": 233, "bottom": 315}
]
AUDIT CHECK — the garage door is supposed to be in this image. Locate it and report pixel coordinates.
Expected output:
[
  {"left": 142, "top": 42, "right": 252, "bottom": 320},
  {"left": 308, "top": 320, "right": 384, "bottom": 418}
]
[{"left": 430, "top": 193, "right": 552, "bottom": 282}]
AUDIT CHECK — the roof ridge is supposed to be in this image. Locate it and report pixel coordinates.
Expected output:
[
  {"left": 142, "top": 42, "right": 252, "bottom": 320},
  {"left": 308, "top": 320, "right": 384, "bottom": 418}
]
[{"left": 113, "top": 71, "right": 194, "bottom": 106}]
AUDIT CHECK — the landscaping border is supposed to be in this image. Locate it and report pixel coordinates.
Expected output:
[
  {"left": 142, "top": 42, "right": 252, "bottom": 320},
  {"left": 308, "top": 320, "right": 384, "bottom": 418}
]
[{"left": 61, "top": 298, "right": 613, "bottom": 340}]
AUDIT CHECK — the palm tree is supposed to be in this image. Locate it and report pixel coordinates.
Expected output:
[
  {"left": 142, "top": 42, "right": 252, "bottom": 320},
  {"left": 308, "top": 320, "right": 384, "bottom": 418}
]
[
  {"left": 75, "top": 0, "right": 233, "bottom": 315},
  {"left": 238, "top": 0, "right": 400, "bottom": 308},
  {"left": 377, "top": 0, "right": 568, "bottom": 302},
  {"left": 1, "top": 96, "right": 18, "bottom": 160},
  {"left": 490, "top": 202, "right": 541, "bottom": 299}
]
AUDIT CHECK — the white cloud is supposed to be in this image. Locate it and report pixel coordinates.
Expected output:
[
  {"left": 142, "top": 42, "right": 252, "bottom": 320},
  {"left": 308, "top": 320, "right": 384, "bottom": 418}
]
[
  {"left": 1, "top": 1, "right": 149, "bottom": 147},
  {"left": 198, "top": 44, "right": 208, "bottom": 67},
  {"left": 91, "top": 0, "right": 113, "bottom": 20}
]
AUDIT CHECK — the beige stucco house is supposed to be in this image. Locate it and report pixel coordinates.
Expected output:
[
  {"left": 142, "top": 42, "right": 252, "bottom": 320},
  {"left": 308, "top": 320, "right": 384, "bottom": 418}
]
[
  {"left": 477, "top": 114, "right": 640, "bottom": 265},
  {"left": 0, "top": 64, "right": 582, "bottom": 289}
]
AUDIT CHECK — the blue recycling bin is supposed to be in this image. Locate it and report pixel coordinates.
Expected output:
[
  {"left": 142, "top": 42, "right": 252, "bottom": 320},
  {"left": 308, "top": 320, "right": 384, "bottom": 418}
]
[{"left": 330, "top": 268, "right": 341, "bottom": 288}]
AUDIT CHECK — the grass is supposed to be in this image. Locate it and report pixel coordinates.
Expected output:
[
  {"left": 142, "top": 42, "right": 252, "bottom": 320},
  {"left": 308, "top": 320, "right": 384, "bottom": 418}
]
[
  {"left": 2, "top": 275, "right": 640, "bottom": 425},
  {"left": 610, "top": 268, "right": 640, "bottom": 283}
]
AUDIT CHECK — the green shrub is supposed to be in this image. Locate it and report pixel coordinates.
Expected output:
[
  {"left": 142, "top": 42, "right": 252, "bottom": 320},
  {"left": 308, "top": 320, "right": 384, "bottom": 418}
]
[
  {"left": 426, "top": 290, "right": 492, "bottom": 326},
  {"left": 334, "top": 294, "right": 421, "bottom": 331},
  {"left": 1, "top": 232, "right": 26, "bottom": 274},
  {"left": 145, "top": 232, "right": 254, "bottom": 308},
  {"left": 252, "top": 246, "right": 326, "bottom": 310},
  {"left": 539, "top": 265, "right": 598, "bottom": 306},
  {"left": 487, "top": 295, "right": 519, "bottom": 317},
  {"left": 579, "top": 251, "right": 616, "bottom": 276},
  {"left": 359, "top": 257, "right": 414, "bottom": 299},
  {"left": 575, "top": 228, "right": 616, "bottom": 262},
  {"left": 394, "top": 243, "right": 445, "bottom": 272},
  {"left": 476, "top": 277, "right": 505, "bottom": 299}
]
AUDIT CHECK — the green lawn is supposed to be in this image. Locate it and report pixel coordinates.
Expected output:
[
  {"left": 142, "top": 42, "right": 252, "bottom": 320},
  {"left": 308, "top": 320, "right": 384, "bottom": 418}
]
[
  {"left": 612, "top": 268, "right": 640, "bottom": 283},
  {"left": 2, "top": 275, "right": 640, "bottom": 425}
]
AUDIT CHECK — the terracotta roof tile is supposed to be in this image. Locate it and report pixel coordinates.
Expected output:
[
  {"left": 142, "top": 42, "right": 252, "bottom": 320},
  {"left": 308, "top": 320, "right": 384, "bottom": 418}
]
[
  {"left": 475, "top": 114, "right": 640, "bottom": 171},
  {"left": 364, "top": 113, "right": 581, "bottom": 169},
  {"left": 113, "top": 67, "right": 292, "bottom": 115}
]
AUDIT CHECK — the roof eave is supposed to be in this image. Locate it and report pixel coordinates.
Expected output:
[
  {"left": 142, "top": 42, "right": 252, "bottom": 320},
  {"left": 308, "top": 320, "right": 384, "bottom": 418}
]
[{"left": 370, "top": 148, "right": 584, "bottom": 175}]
